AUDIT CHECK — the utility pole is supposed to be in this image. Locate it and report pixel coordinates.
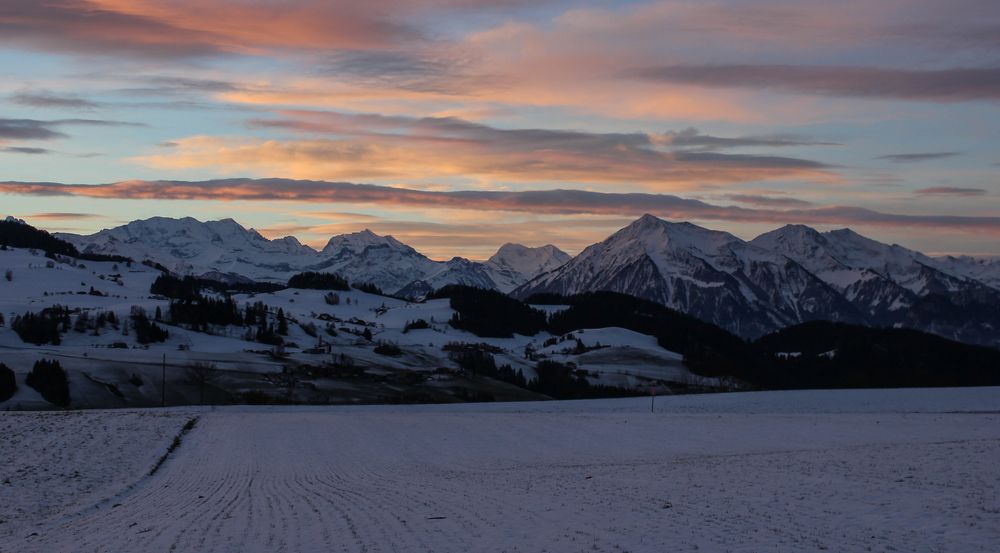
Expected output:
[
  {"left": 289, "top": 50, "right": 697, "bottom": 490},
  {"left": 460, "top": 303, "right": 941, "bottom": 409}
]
[{"left": 161, "top": 353, "right": 166, "bottom": 408}]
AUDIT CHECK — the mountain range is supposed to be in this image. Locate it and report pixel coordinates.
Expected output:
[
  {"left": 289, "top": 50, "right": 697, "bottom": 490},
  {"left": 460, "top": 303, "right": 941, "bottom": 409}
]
[
  {"left": 54, "top": 214, "right": 1000, "bottom": 346},
  {"left": 56, "top": 217, "right": 570, "bottom": 295}
]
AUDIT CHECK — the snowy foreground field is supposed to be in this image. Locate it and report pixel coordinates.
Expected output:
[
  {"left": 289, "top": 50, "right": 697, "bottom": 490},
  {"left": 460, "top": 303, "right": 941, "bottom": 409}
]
[{"left": 2, "top": 388, "right": 999, "bottom": 553}]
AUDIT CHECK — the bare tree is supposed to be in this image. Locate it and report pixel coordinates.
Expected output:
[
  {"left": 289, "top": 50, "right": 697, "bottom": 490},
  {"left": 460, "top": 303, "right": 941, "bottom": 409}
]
[{"left": 186, "top": 362, "right": 220, "bottom": 405}]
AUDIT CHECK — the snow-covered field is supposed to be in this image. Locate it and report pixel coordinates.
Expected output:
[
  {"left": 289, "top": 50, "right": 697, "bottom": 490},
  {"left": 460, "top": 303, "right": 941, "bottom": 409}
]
[{"left": 3, "top": 387, "right": 999, "bottom": 552}]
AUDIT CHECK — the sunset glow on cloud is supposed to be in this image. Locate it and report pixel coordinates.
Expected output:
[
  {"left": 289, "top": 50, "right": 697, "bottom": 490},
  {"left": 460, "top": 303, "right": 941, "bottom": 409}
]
[{"left": 1, "top": 0, "right": 998, "bottom": 257}]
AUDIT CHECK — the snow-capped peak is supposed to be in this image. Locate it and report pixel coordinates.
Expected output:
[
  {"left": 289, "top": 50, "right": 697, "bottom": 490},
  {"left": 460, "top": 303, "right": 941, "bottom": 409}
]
[
  {"left": 56, "top": 216, "right": 319, "bottom": 278},
  {"left": 751, "top": 223, "right": 972, "bottom": 296},
  {"left": 605, "top": 214, "right": 757, "bottom": 276},
  {"left": 320, "top": 229, "right": 413, "bottom": 256},
  {"left": 488, "top": 243, "right": 570, "bottom": 275},
  {"left": 618, "top": 215, "right": 741, "bottom": 250},
  {"left": 484, "top": 243, "right": 570, "bottom": 293}
]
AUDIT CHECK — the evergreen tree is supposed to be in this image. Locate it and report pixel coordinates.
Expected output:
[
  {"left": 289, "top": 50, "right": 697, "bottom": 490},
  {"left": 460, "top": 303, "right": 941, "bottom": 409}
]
[
  {"left": 276, "top": 308, "right": 289, "bottom": 336},
  {"left": 133, "top": 310, "right": 168, "bottom": 344},
  {"left": 0, "top": 362, "right": 16, "bottom": 402}
]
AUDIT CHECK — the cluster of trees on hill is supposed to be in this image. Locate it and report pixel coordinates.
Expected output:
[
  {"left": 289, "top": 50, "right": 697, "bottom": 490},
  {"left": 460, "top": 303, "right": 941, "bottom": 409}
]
[
  {"left": 431, "top": 285, "right": 547, "bottom": 338},
  {"left": 149, "top": 277, "right": 295, "bottom": 347},
  {"left": 1, "top": 358, "right": 81, "bottom": 406},
  {"left": 150, "top": 274, "right": 283, "bottom": 335},
  {"left": 26, "top": 358, "right": 70, "bottom": 407},
  {"left": 287, "top": 271, "right": 349, "bottom": 291},
  {"left": 151, "top": 274, "right": 282, "bottom": 299},
  {"left": 11, "top": 306, "right": 71, "bottom": 345},
  {"left": 151, "top": 274, "right": 203, "bottom": 301},
  {"left": 168, "top": 296, "right": 243, "bottom": 330},
  {"left": 132, "top": 308, "right": 168, "bottom": 344}
]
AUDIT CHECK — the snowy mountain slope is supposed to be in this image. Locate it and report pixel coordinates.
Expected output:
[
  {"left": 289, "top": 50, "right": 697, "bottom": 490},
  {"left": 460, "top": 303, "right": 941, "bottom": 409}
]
[
  {"left": 515, "top": 214, "right": 860, "bottom": 338},
  {"left": 311, "top": 229, "right": 441, "bottom": 293},
  {"left": 395, "top": 256, "right": 500, "bottom": 299},
  {"left": 485, "top": 243, "right": 570, "bottom": 292},
  {"left": 750, "top": 224, "right": 1000, "bottom": 344},
  {"left": 936, "top": 255, "right": 1000, "bottom": 291},
  {"left": 59, "top": 218, "right": 559, "bottom": 297},
  {"left": 750, "top": 224, "right": 920, "bottom": 318}
]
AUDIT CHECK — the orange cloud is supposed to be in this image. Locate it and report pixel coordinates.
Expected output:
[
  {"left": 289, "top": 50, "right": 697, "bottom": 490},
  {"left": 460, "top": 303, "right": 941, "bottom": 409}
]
[
  {"left": 132, "top": 111, "right": 837, "bottom": 189},
  {"left": 86, "top": 0, "right": 416, "bottom": 53},
  {"left": 0, "top": 0, "right": 533, "bottom": 59}
]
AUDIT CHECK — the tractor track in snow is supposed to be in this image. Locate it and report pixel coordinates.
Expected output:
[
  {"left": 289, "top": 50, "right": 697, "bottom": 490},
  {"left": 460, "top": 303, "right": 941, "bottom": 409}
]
[{"left": 4, "top": 406, "right": 1000, "bottom": 552}]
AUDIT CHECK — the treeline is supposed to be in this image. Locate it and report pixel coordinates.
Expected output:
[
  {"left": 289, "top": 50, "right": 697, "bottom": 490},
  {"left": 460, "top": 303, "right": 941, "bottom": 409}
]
[
  {"left": 0, "top": 218, "right": 130, "bottom": 263},
  {"left": 0, "top": 219, "right": 78, "bottom": 256},
  {"left": 151, "top": 274, "right": 283, "bottom": 299},
  {"left": 287, "top": 271, "right": 349, "bottom": 290},
  {"left": 285, "top": 271, "right": 389, "bottom": 296},
  {"left": 168, "top": 296, "right": 243, "bottom": 330},
  {"left": 754, "top": 321, "right": 1000, "bottom": 388},
  {"left": 431, "top": 285, "right": 547, "bottom": 338},
  {"left": 151, "top": 274, "right": 202, "bottom": 301}
]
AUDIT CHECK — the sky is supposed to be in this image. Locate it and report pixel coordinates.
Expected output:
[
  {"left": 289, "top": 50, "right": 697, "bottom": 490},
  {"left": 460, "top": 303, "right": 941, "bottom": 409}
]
[{"left": 1, "top": 0, "right": 999, "bottom": 260}]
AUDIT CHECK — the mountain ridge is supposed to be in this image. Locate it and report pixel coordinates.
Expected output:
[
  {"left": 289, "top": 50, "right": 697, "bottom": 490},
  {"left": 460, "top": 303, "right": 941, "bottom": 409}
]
[
  {"left": 36, "top": 213, "right": 1000, "bottom": 347},
  {"left": 56, "top": 216, "right": 570, "bottom": 297},
  {"left": 515, "top": 214, "right": 1000, "bottom": 346}
]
